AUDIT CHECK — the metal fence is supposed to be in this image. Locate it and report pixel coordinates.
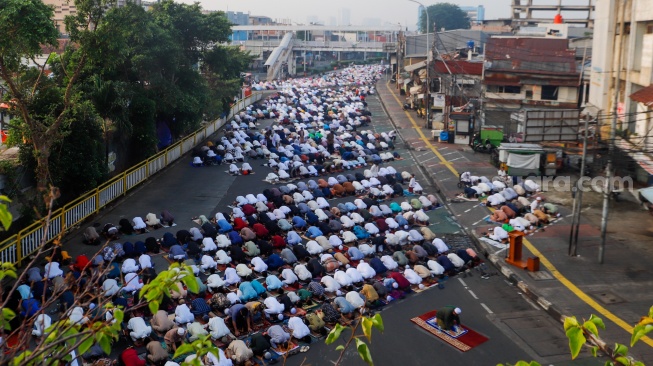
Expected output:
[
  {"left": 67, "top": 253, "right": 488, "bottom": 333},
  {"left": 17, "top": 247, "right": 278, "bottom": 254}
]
[{"left": 0, "top": 92, "right": 264, "bottom": 266}]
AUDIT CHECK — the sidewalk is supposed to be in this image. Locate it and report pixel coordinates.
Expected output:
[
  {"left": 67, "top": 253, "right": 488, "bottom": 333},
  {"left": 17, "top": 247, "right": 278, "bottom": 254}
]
[{"left": 376, "top": 78, "right": 653, "bottom": 363}]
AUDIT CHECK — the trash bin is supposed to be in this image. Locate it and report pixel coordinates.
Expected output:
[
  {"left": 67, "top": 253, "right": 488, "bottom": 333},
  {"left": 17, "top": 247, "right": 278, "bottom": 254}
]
[
  {"left": 432, "top": 130, "right": 442, "bottom": 142},
  {"left": 439, "top": 131, "right": 449, "bottom": 142},
  {"left": 448, "top": 131, "right": 455, "bottom": 144}
]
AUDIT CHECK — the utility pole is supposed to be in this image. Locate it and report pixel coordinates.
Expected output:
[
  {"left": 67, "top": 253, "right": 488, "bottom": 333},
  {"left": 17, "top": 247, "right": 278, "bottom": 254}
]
[
  {"left": 568, "top": 44, "right": 589, "bottom": 256},
  {"left": 408, "top": 0, "right": 430, "bottom": 128},
  {"left": 599, "top": 0, "right": 627, "bottom": 264}
]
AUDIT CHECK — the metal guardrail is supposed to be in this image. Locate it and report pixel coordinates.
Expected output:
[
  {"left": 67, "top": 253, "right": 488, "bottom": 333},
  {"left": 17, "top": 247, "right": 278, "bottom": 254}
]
[{"left": 0, "top": 92, "right": 264, "bottom": 266}]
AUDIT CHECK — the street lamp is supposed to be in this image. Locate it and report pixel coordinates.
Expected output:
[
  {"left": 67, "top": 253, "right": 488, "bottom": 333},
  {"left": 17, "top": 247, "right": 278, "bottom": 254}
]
[{"left": 408, "top": 0, "right": 430, "bottom": 129}]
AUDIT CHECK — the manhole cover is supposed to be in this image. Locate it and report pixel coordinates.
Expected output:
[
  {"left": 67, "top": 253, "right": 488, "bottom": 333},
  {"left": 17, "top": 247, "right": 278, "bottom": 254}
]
[
  {"left": 527, "top": 271, "right": 554, "bottom": 281},
  {"left": 592, "top": 291, "right": 625, "bottom": 305}
]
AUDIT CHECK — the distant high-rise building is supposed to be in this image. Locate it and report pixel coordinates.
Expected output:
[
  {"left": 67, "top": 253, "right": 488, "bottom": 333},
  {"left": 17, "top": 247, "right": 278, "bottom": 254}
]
[
  {"left": 328, "top": 16, "right": 337, "bottom": 26},
  {"left": 226, "top": 11, "right": 250, "bottom": 26},
  {"left": 417, "top": 4, "right": 425, "bottom": 29},
  {"left": 339, "top": 8, "right": 351, "bottom": 26},
  {"left": 459, "top": 5, "right": 485, "bottom": 25}
]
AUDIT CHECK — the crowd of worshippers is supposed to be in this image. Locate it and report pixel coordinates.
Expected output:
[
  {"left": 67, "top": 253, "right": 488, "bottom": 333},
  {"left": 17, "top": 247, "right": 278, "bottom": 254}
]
[
  {"left": 456, "top": 171, "right": 561, "bottom": 241},
  {"left": 6, "top": 168, "right": 481, "bottom": 366},
  {"left": 191, "top": 65, "right": 401, "bottom": 176}
]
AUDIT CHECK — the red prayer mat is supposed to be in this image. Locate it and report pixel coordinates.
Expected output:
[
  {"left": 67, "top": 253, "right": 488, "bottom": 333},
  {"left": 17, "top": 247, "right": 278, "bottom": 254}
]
[{"left": 410, "top": 310, "right": 489, "bottom": 352}]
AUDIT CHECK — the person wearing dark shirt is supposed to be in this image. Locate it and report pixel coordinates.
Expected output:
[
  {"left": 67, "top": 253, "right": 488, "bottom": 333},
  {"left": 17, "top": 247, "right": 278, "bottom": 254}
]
[
  {"left": 264, "top": 253, "right": 284, "bottom": 271},
  {"left": 230, "top": 244, "right": 247, "bottom": 263},
  {"left": 369, "top": 257, "right": 388, "bottom": 275},
  {"left": 249, "top": 332, "right": 271, "bottom": 357},
  {"left": 318, "top": 221, "right": 332, "bottom": 236},
  {"left": 190, "top": 297, "right": 211, "bottom": 316},
  {"left": 228, "top": 231, "right": 244, "bottom": 246},
  {"left": 257, "top": 239, "right": 274, "bottom": 256},
  {"left": 271, "top": 235, "right": 286, "bottom": 249},
  {"left": 388, "top": 272, "right": 410, "bottom": 290},
  {"left": 202, "top": 222, "right": 218, "bottom": 238},
  {"left": 186, "top": 241, "right": 202, "bottom": 259},
  {"left": 306, "top": 258, "right": 325, "bottom": 278},
  {"left": 437, "top": 255, "right": 456, "bottom": 274},
  {"left": 276, "top": 290, "right": 293, "bottom": 313},
  {"left": 456, "top": 249, "right": 474, "bottom": 265},
  {"left": 292, "top": 245, "right": 311, "bottom": 261}
]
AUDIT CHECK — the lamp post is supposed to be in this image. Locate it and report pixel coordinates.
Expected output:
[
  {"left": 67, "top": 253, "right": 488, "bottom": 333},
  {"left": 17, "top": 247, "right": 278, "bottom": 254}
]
[{"left": 409, "top": 0, "right": 430, "bottom": 129}]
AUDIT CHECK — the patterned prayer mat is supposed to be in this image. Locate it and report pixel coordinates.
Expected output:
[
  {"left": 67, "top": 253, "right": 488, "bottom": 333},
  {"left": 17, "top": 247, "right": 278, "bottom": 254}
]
[{"left": 410, "top": 310, "right": 489, "bottom": 352}]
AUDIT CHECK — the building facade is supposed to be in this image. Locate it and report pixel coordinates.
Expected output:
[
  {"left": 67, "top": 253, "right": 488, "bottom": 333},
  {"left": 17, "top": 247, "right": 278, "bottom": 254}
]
[
  {"left": 459, "top": 5, "right": 485, "bottom": 25},
  {"left": 482, "top": 37, "right": 580, "bottom": 135}
]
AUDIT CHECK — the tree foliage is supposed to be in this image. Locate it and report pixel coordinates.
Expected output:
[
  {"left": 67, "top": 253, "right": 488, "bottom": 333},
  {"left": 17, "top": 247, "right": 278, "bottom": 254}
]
[
  {"left": 0, "top": 0, "right": 250, "bottom": 212},
  {"left": 419, "top": 3, "right": 471, "bottom": 33},
  {"left": 326, "top": 313, "right": 384, "bottom": 365}
]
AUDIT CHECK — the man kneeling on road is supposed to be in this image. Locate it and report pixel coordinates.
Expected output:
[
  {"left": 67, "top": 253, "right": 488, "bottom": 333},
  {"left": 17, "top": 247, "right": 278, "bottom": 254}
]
[{"left": 436, "top": 306, "right": 462, "bottom": 331}]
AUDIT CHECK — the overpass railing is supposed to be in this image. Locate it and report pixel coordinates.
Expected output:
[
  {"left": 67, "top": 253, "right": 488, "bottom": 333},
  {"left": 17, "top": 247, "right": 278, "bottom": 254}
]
[{"left": 0, "top": 92, "right": 264, "bottom": 266}]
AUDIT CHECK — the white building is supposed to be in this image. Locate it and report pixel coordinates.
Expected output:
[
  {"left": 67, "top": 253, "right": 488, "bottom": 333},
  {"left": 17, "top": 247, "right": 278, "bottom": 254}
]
[{"left": 588, "top": 0, "right": 653, "bottom": 170}]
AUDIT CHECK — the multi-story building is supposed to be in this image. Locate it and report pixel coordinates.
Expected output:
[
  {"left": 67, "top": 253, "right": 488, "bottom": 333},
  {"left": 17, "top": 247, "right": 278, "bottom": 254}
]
[
  {"left": 43, "top": 0, "right": 140, "bottom": 35},
  {"left": 482, "top": 37, "right": 580, "bottom": 134},
  {"left": 459, "top": 5, "right": 486, "bottom": 25},
  {"left": 511, "top": 0, "right": 595, "bottom": 28},
  {"left": 226, "top": 11, "right": 250, "bottom": 26},
  {"left": 588, "top": 0, "right": 653, "bottom": 183}
]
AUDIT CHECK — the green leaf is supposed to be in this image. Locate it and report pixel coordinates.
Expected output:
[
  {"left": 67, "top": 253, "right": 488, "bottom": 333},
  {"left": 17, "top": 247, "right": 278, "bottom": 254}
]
[
  {"left": 182, "top": 274, "right": 200, "bottom": 294},
  {"left": 563, "top": 316, "right": 579, "bottom": 332},
  {"left": 0, "top": 201, "right": 13, "bottom": 231},
  {"left": 613, "top": 343, "right": 628, "bottom": 357},
  {"left": 335, "top": 345, "right": 345, "bottom": 351},
  {"left": 631, "top": 324, "right": 653, "bottom": 347},
  {"left": 605, "top": 361, "right": 615, "bottom": 366},
  {"left": 583, "top": 320, "right": 598, "bottom": 337},
  {"left": 98, "top": 333, "right": 112, "bottom": 355},
  {"left": 2, "top": 308, "right": 16, "bottom": 322},
  {"left": 588, "top": 314, "right": 605, "bottom": 330},
  {"left": 648, "top": 306, "right": 653, "bottom": 319},
  {"left": 325, "top": 323, "right": 345, "bottom": 345},
  {"left": 173, "top": 343, "right": 195, "bottom": 358},
  {"left": 566, "top": 327, "right": 586, "bottom": 359},
  {"left": 362, "top": 317, "right": 373, "bottom": 342},
  {"left": 615, "top": 356, "right": 630, "bottom": 366},
  {"left": 354, "top": 338, "right": 373, "bottom": 366},
  {"left": 513, "top": 362, "right": 541, "bottom": 366},
  {"left": 78, "top": 336, "right": 95, "bottom": 356},
  {"left": 591, "top": 346, "right": 599, "bottom": 357},
  {"left": 148, "top": 300, "right": 160, "bottom": 314},
  {"left": 634, "top": 361, "right": 645, "bottom": 366},
  {"left": 114, "top": 309, "right": 124, "bottom": 324},
  {"left": 371, "top": 313, "right": 384, "bottom": 333}
]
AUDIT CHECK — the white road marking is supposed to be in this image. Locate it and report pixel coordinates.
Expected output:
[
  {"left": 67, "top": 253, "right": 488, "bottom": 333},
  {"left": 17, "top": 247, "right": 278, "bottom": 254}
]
[
  {"left": 420, "top": 156, "right": 438, "bottom": 164},
  {"left": 448, "top": 157, "right": 463, "bottom": 162},
  {"left": 480, "top": 303, "right": 494, "bottom": 314},
  {"left": 464, "top": 209, "right": 471, "bottom": 213},
  {"left": 472, "top": 216, "right": 489, "bottom": 225},
  {"left": 468, "top": 290, "right": 479, "bottom": 299},
  {"left": 458, "top": 278, "right": 468, "bottom": 287}
]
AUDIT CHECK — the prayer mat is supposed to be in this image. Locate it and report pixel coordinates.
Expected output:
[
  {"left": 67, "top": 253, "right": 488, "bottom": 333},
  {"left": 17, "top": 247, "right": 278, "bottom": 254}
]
[
  {"left": 301, "top": 300, "right": 320, "bottom": 311},
  {"left": 410, "top": 310, "right": 488, "bottom": 352},
  {"left": 271, "top": 340, "right": 300, "bottom": 356}
]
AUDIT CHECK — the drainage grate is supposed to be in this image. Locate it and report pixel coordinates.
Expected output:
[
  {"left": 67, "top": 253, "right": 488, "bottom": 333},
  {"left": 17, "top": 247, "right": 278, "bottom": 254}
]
[
  {"left": 592, "top": 291, "right": 626, "bottom": 305},
  {"left": 527, "top": 271, "right": 554, "bottom": 281}
]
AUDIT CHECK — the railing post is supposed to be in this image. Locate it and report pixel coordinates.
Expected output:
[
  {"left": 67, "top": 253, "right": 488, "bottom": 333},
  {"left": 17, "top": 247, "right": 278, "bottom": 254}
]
[
  {"left": 146, "top": 158, "right": 150, "bottom": 178},
  {"left": 123, "top": 172, "right": 127, "bottom": 196},
  {"left": 15, "top": 232, "right": 22, "bottom": 266},
  {"left": 95, "top": 188, "right": 100, "bottom": 214},
  {"left": 164, "top": 147, "right": 169, "bottom": 166}
]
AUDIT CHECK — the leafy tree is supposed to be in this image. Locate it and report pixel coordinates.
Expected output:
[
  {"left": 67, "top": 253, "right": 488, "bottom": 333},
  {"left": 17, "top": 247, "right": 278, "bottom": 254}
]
[
  {"left": 419, "top": 3, "right": 471, "bottom": 33},
  {"left": 0, "top": 0, "right": 111, "bottom": 203},
  {"left": 326, "top": 313, "right": 384, "bottom": 365}
]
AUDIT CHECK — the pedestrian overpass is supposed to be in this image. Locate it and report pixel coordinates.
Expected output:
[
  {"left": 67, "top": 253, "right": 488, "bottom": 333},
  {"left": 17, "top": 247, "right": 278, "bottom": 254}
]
[{"left": 231, "top": 25, "right": 401, "bottom": 80}]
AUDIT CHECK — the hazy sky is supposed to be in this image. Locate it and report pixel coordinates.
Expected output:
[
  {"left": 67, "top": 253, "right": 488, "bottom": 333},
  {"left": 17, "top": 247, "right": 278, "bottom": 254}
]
[{"left": 178, "top": 0, "right": 513, "bottom": 29}]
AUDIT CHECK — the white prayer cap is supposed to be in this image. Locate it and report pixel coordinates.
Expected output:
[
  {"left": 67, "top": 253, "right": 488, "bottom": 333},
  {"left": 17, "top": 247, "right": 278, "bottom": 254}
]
[
  {"left": 386, "top": 295, "right": 393, "bottom": 301},
  {"left": 454, "top": 307, "right": 462, "bottom": 314},
  {"left": 392, "top": 282, "right": 398, "bottom": 289},
  {"left": 419, "top": 284, "right": 425, "bottom": 289},
  {"left": 291, "top": 308, "right": 297, "bottom": 315},
  {"left": 336, "top": 290, "right": 343, "bottom": 296},
  {"left": 177, "top": 327, "right": 186, "bottom": 335},
  {"left": 278, "top": 314, "right": 284, "bottom": 321}
]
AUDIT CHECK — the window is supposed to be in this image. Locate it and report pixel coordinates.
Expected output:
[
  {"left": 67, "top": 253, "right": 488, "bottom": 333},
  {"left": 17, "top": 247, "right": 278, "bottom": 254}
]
[
  {"left": 525, "top": 90, "right": 533, "bottom": 99},
  {"left": 488, "top": 85, "right": 521, "bottom": 94},
  {"left": 541, "top": 85, "right": 558, "bottom": 101}
]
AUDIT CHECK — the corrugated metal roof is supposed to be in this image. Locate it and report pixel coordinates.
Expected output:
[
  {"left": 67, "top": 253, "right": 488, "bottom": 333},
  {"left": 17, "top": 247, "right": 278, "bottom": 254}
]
[
  {"left": 630, "top": 85, "right": 653, "bottom": 107},
  {"left": 434, "top": 60, "right": 483, "bottom": 75},
  {"left": 485, "top": 38, "right": 577, "bottom": 74}
]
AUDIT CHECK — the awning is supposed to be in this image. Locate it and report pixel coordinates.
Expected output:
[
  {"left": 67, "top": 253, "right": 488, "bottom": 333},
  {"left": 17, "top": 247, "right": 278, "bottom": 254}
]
[
  {"left": 630, "top": 85, "right": 653, "bottom": 107},
  {"left": 0, "top": 103, "right": 9, "bottom": 109},
  {"left": 639, "top": 187, "right": 653, "bottom": 203},
  {"left": 404, "top": 60, "right": 427, "bottom": 73}
]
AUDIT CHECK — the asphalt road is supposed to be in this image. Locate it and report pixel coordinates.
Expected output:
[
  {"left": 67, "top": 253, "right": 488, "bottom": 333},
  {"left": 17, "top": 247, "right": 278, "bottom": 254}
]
[{"left": 63, "top": 87, "right": 601, "bottom": 365}]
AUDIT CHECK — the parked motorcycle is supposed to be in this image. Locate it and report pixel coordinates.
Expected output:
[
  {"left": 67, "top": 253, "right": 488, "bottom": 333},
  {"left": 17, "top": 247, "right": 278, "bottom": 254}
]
[{"left": 471, "top": 133, "right": 494, "bottom": 153}]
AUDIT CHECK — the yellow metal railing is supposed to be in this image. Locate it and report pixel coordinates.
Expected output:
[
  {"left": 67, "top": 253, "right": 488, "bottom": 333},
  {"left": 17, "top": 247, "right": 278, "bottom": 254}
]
[{"left": 0, "top": 93, "right": 264, "bottom": 266}]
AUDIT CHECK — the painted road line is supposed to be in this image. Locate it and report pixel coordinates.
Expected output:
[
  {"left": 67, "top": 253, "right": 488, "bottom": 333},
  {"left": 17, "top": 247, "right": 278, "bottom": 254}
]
[
  {"left": 385, "top": 81, "right": 459, "bottom": 177},
  {"left": 468, "top": 290, "right": 479, "bottom": 300},
  {"left": 385, "top": 81, "right": 652, "bottom": 347},
  {"left": 458, "top": 278, "right": 468, "bottom": 287},
  {"left": 480, "top": 303, "right": 494, "bottom": 314},
  {"left": 482, "top": 207, "right": 653, "bottom": 347}
]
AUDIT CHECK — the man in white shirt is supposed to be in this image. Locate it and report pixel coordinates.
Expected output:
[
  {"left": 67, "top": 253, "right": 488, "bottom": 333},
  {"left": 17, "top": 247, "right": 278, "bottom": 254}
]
[
  {"left": 250, "top": 257, "right": 268, "bottom": 273},
  {"left": 321, "top": 275, "right": 341, "bottom": 293},
  {"left": 432, "top": 238, "right": 449, "bottom": 254},
  {"left": 281, "top": 268, "right": 298, "bottom": 285},
  {"left": 174, "top": 301, "right": 194, "bottom": 325},
  {"left": 263, "top": 296, "right": 285, "bottom": 316},
  {"left": 128, "top": 316, "right": 152, "bottom": 341},
  {"left": 427, "top": 260, "right": 445, "bottom": 275},
  {"left": 488, "top": 226, "right": 509, "bottom": 241},
  {"left": 333, "top": 270, "right": 353, "bottom": 287},
  {"left": 288, "top": 316, "right": 311, "bottom": 341},
  {"left": 207, "top": 274, "right": 225, "bottom": 293}
]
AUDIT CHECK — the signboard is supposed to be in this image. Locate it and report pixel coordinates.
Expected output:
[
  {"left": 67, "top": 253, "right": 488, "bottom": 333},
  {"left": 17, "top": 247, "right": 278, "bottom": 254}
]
[
  {"left": 511, "top": 109, "right": 580, "bottom": 142},
  {"left": 432, "top": 94, "right": 445, "bottom": 107}
]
